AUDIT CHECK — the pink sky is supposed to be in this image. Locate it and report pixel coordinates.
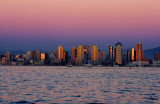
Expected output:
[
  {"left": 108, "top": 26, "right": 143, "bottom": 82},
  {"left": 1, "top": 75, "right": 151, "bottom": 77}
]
[{"left": 0, "top": 0, "right": 160, "bottom": 50}]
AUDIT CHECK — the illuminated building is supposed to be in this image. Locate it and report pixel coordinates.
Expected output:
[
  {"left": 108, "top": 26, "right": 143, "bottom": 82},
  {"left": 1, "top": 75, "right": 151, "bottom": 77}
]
[
  {"left": 41, "top": 53, "right": 46, "bottom": 61},
  {"left": 63, "top": 51, "right": 68, "bottom": 63},
  {"left": 5, "top": 52, "right": 10, "bottom": 65},
  {"left": 154, "top": 53, "right": 160, "bottom": 61},
  {"left": 131, "top": 48, "right": 135, "bottom": 61},
  {"left": 91, "top": 45, "right": 99, "bottom": 65},
  {"left": 31, "top": 51, "right": 37, "bottom": 61},
  {"left": 16, "top": 55, "right": 21, "bottom": 59},
  {"left": 115, "top": 42, "right": 122, "bottom": 65},
  {"left": 136, "top": 42, "right": 143, "bottom": 61},
  {"left": 109, "top": 45, "right": 113, "bottom": 61},
  {"left": 76, "top": 45, "right": 84, "bottom": 65},
  {"left": 113, "top": 49, "right": 115, "bottom": 60},
  {"left": 57, "top": 45, "right": 64, "bottom": 61},
  {"left": 71, "top": 47, "right": 76, "bottom": 64}
]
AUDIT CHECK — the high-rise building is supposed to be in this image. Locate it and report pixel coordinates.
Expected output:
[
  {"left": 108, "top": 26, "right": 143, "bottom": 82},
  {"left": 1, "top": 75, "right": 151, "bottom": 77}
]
[
  {"left": 154, "top": 53, "right": 160, "bottom": 61},
  {"left": 91, "top": 45, "right": 99, "bottom": 65},
  {"left": 131, "top": 48, "right": 135, "bottom": 61},
  {"left": 57, "top": 45, "right": 64, "bottom": 61},
  {"left": 83, "top": 45, "right": 89, "bottom": 64},
  {"left": 41, "top": 53, "right": 46, "bottom": 61},
  {"left": 109, "top": 45, "right": 113, "bottom": 61},
  {"left": 115, "top": 42, "right": 122, "bottom": 65},
  {"left": 127, "top": 51, "right": 131, "bottom": 63},
  {"left": 71, "top": 47, "right": 76, "bottom": 64},
  {"left": 26, "top": 51, "right": 31, "bottom": 63},
  {"left": 36, "top": 49, "right": 41, "bottom": 62},
  {"left": 136, "top": 42, "right": 143, "bottom": 61},
  {"left": 76, "top": 45, "right": 84, "bottom": 65},
  {"left": 5, "top": 52, "right": 10, "bottom": 65}
]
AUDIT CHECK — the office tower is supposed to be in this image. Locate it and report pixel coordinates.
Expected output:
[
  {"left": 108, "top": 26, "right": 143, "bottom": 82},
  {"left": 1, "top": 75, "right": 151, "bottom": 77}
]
[
  {"left": 26, "top": 51, "right": 31, "bottom": 63},
  {"left": 109, "top": 45, "right": 113, "bottom": 61},
  {"left": 91, "top": 45, "right": 99, "bottom": 65},
  {"left": 83, "top": 45, "right": 89, "bottom": 63},
  {"left": 36, "top": 49, "right": 41, "bottom": 62},
  {"left": 154, "top": 53, "right": 160, "bottom": 61},
  {"left": 136, "top": 42, "right": 143, "bottom": 61},
  {"left": 98, "top": 50, "right": 103, "bottom": 64},
  {"left": 131, "top": 48, "right": 135, "bottom": 61},
  {"left": 71, "top": 47, "right": 76, "bottom": 64},
  {"left": 57, "top": 45, "right": 64, "bottom": 61},
  {"left": 76, "top": 45, "right": 84, "bottom": 65},
  {"left": 5, "top": 52, "right": 10, "bottom": 65},
  {"left": 115, "top": 42, "right": 122, "bottom": 65},
  {"left": 41, "top": 53, "right": 46, "bottom": 61}
]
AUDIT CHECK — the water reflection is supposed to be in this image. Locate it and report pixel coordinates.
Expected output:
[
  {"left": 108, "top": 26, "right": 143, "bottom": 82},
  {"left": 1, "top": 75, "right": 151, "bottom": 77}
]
[{"left": 0, "top": 66, "right": 160, "bottom": 103}]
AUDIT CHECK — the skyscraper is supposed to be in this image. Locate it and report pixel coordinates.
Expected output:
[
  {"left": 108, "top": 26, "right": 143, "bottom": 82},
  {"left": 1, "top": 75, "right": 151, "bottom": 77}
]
[
  {"left": 131, "top": 48, "right": 135, "bottom": 61},
  {"left": 36, "top": 49, "right": 41, "bottom": 62},
  {"left": 0, "top": 53, "right": 1, "bottom": 59},
  {"left": 71, "top": 47, "right": 76, "bottom": 64},
  {"left": 136, "top": 42, "right": 143, "bottom": 61},
  {"left": 83, "top": 45, "right": 89, "bottom": 63},
  {"left": 26, "top": 51, "right": 31, "bottom": 63},
  {"left": 76, "top": 45, "right": 84, "bottom": 65},
  {"left": 109, "top": 45, "right": 113, "bottom": 61},
  {"left": 91, "top": 45, "right": 99, "bottom": 65},
  {"left": 5, "top": 52, "right": 10, "bottom": 65},
  {"left": 115, "top": 42, "right": 122, "bottom": 65},
  {"left": 113, "top": 49, "right": 115, "bottom": 61},
  {"left": 57, "top": 45, "right": 64, "bottom": 61}
]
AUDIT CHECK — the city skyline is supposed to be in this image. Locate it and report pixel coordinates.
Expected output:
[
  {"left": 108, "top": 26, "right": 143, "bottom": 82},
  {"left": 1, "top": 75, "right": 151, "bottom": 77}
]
[{"left": 0, "top": 0, "right": 160, "bottom": 50}]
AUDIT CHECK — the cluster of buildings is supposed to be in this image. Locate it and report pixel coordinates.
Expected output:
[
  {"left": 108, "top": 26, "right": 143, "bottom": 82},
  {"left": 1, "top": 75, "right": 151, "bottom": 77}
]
[{"left": 0, "top": 42, "right": 160, "bottom": 67}]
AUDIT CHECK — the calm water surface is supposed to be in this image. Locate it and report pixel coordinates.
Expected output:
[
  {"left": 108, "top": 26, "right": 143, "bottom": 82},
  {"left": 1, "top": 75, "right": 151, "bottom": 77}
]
[{"left": 0, "top": 66, "right": 160, "bottom": 104}]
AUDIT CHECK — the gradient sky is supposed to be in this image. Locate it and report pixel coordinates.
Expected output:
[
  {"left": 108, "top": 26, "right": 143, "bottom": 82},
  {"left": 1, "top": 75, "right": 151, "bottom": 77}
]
[{"left": 0, "top": 0, "right": 160, "bottom": 51}]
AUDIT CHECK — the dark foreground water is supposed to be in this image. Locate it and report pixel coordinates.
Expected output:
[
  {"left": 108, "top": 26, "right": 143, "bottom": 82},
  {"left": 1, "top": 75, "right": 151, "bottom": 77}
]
[{"left": 0, "top": 66, "right": 160, "bottom": 104}]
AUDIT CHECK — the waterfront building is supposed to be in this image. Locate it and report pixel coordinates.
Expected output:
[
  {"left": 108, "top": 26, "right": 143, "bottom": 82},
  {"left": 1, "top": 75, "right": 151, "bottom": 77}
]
[
  {"left": 26, "top": 51, "right": 31, "bottom": 63},
  {"left": 36, "top": 49, "right": 41, "bottom": 62},
  {"left": 136, "top": 42, "right": 143, "bottom": 61},
  {"left": 115, "top": 42, "right": 122, "bottom": 65},
  {"left": 57, "top": 45, "right": 64, "bottom": 61},
  {"left": 41, "top": 53, "right": 46, "bottom": 61},
  {"left": 131, "top": 48, "right": 135, "bottom": 61},
  {"left": 76, "top": 45, "right": 84, "bottom": 65},
  {"left": 5, "top": 52, "right": 10, "bottom": 65},
  {"left": 91, "top": 45, "right": 99, "bottom": 65},
  {"left": 109, "top": 45, "right": 113, "bottom": 61}
]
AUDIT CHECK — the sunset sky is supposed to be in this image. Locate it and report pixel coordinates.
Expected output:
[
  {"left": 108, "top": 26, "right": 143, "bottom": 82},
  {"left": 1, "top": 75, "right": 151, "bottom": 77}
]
[{"left": 0, "top": 0, "right": 160, "bottom": 51}]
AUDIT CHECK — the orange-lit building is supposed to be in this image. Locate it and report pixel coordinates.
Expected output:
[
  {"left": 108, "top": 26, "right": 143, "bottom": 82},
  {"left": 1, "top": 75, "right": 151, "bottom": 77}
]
[
  {"left": 115, "top": 42, "right": 122, "bottom": 65},
  {"left": 76, "top": 45, "right": 84, "bottom": 65},
  {"left": 109, "top": 45, "right": 113, "bottom": 61},
  {"left": 41, "top": 53, "right": 46, "bottom": 61},
  {"left": 91, "top": 45, "right": 99, "bottom": 65},
  {"left": 131, "top": 48, "right": 135, "bottom": 61},
  {"left": 36, "top": 49, "right": 41, "bottom": 62},
  {"left": 57, "top": 45, "right": 64, "bottom": 61},
  {"left": 136, "top": 42, "right": 143, "bottom": 61}
]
